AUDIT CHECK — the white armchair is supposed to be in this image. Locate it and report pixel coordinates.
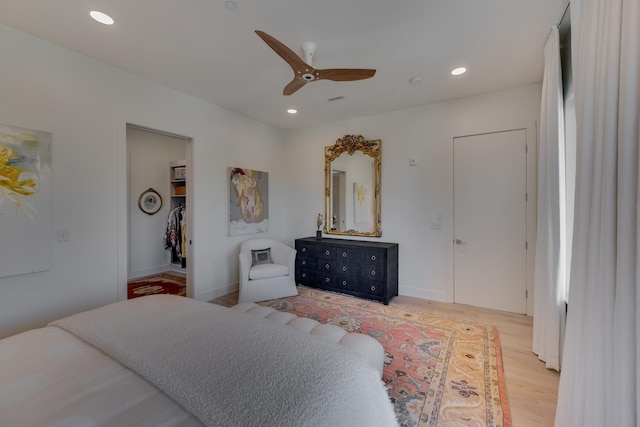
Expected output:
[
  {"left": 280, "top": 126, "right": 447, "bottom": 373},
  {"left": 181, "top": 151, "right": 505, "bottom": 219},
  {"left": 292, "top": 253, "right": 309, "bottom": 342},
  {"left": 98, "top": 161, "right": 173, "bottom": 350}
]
[{"left": 238, "top": 239, "right": 298, "bottom": 303}]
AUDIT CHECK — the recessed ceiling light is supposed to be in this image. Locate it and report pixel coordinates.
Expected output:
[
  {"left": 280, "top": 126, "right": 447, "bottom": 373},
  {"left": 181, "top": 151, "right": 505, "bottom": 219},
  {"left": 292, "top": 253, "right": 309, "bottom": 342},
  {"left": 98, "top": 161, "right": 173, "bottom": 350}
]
[
  {"left": 224, "top": 1, "right": 238, "bottom": 10},
  {"left": 89, "top": 10, "right": 114, "bottom": 25},
  {"left": 287, "top": 109, "right": 298, "bottom": 115},
  {"left": 451, "top": 67, "right": 467, "bottom": 76}
]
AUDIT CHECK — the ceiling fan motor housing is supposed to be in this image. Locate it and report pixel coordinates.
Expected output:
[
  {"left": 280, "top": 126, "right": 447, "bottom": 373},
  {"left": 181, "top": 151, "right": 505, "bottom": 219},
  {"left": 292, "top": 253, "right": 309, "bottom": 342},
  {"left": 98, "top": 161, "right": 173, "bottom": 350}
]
[{"left": 302, "top": 41, "right": 317, "bottom": 65}]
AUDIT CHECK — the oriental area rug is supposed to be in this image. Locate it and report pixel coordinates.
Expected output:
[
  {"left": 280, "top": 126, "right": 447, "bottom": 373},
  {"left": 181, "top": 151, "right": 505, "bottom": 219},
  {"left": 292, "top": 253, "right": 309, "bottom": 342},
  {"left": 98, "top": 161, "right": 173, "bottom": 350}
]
[
  {"left": 127, "top": 273, "right": 186, "bottom": 299},
  {"left": 255, "top": 287, "right": 511, "bottom": 427}
]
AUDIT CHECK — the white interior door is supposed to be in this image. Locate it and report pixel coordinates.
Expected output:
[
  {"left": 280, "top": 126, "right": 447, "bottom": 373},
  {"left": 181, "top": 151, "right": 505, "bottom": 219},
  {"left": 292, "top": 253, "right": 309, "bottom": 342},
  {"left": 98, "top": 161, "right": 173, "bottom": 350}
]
[{"left": 453, "top": 129, "right": 527, "bottom": 313}]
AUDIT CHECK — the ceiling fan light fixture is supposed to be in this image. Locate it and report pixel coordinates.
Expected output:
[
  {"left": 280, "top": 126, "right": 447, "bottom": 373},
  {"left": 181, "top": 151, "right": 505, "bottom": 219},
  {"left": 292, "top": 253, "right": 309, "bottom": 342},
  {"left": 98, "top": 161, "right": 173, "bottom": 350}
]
[
  {"left": 451, "top": 67, "right": 467, "bottom": 76},
  {"left": 89, "top": 10, "right": 114, "bottom": 25}
]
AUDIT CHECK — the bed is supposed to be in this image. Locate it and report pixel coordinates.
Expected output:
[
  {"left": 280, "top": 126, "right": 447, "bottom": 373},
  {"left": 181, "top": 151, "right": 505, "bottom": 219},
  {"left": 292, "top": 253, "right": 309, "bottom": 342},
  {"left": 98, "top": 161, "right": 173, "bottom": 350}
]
[{"left": 0, "top": 294, "right": 397, "bottom": 427}]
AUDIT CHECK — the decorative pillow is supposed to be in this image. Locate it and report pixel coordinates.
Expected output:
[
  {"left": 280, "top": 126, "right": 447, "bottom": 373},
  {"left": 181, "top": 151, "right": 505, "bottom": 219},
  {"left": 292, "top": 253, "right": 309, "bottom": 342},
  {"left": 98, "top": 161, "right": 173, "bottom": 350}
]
[{"left": 251, "top": 248, "right": 273, "bottom": 266}]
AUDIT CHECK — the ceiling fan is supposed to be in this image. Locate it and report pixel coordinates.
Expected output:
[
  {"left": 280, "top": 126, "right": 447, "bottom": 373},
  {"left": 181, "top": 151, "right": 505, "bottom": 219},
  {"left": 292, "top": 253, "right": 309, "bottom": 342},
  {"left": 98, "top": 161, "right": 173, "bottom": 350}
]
[{"left": 255, "top": 30, "right": 376, "bottom": 96}]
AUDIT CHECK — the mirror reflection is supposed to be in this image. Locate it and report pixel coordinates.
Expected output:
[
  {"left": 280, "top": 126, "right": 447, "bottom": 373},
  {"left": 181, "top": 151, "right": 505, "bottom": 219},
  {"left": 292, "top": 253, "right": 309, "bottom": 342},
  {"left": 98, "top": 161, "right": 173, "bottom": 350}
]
[{"left": 324, "top": 135, "right": 381, "bottom": 237}]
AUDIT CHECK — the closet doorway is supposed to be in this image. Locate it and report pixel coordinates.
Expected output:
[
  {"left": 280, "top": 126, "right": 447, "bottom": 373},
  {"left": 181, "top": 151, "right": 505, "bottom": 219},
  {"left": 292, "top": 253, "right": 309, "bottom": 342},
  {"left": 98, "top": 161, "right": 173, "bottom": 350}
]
[{"left": 126, "top": 124, "right": 192, "bottom": 298}]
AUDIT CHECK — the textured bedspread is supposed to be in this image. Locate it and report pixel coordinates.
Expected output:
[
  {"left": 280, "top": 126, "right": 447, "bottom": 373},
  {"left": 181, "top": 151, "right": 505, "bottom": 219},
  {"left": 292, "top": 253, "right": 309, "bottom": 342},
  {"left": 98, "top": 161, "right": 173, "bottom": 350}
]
[
  {"left": 0, "top": 325, "right": 202, "bottom": 427},
  {"left": 49, "top": 295, "right": 398, "bottom": 427}
]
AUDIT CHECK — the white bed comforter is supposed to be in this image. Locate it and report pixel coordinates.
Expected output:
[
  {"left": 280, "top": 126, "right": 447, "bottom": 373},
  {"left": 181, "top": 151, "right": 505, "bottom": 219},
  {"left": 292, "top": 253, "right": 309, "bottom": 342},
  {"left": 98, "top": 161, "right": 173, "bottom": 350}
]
[
  {"left": 1, "top": 295, "right": 398, "bottom": 427},
  {"left": 0, "top": 325, "right": 203, "bottom": 427}
]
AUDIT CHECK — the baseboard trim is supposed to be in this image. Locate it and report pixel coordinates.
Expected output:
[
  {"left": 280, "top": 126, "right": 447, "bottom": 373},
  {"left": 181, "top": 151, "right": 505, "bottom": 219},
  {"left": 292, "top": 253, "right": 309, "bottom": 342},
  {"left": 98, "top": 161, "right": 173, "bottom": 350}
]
[
  {"left": 399, "top": 286, "right": 449, "bottom": 303},
  {"left": 200, "top": 282, "right": 239, "bottom": 303}
]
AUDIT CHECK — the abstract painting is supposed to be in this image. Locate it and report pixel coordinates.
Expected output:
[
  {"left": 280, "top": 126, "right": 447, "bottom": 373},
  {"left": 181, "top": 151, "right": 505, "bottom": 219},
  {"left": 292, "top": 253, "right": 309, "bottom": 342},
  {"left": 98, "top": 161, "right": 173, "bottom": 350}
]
[
  {"left": 0, "top": 124, "right": 52, "bottom": 277},
  {"left": 228, "top": 167, "right": 269, "bottom": 236}
]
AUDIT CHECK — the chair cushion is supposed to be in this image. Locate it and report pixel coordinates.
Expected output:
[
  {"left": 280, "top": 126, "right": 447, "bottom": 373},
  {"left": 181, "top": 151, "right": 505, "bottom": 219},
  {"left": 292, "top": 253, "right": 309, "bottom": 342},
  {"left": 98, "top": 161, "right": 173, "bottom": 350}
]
[{"left": 249, "top": 263, "right": 289, "bottom": 280}]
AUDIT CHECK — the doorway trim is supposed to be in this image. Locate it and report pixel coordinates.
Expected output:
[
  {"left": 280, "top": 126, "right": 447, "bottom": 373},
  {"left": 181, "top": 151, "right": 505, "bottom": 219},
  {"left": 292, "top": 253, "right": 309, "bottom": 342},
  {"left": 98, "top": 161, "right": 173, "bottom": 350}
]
[
  {"left": 445, "top": 123, "right": 537, "bottom": 316},
  {"left": 117, "top": 123, "right": 194, "bottom": 301}
]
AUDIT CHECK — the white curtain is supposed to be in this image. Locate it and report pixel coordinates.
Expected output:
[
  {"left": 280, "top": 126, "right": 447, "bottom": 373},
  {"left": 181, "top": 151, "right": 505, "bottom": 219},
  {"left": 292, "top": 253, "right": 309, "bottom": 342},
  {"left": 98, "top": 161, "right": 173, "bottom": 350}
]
[
  {"left": 555, "top": 0, "right": 639, "bottom": 425},
  {"left": 532, "top": 26, "right": 567, "bottom": 371}
]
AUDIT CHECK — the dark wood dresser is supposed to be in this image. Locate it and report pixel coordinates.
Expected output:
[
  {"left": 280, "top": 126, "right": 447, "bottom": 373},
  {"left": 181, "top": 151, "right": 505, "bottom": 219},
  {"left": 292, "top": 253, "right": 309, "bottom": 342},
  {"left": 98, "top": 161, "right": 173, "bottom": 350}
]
[{"left": 294, "top": 237, "right": 398, "bottom": 305}]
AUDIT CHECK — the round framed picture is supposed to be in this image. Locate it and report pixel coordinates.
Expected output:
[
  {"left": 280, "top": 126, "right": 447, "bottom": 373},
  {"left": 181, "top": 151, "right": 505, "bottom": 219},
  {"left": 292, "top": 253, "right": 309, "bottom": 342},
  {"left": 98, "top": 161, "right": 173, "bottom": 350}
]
[{"left": 138, "top": 188, "right": 162, "bottom": 215}]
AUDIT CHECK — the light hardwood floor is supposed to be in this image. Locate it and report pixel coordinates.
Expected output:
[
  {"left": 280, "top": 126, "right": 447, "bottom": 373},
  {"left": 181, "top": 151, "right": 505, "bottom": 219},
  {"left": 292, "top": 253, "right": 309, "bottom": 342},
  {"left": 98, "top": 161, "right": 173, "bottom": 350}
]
[{"left": 211, "top": 291, "right": 559, "bottom": 427}]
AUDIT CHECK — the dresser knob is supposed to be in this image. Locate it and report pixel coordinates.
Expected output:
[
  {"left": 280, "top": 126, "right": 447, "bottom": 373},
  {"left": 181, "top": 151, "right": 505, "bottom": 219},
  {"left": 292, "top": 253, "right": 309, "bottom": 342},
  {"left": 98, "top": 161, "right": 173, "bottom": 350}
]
[
  {"left": 371, "top": 270, "right": 376, "bottom": 276},
  {"left": 302, "top": 273, "right": 306, "bottom": 278},
  {"left": 325, "top": 263, "right": 330, "bottom": 269},
  {"left": 342, "top": 266, "right": 347, "bottom": 272},
  {"left": 302, "top": 247, "right": 307, "bottom": 253},
  {"left": 371, "top": 255, "right": 376, "bottom": 261},
  {"left": 342, "top": 252, "right": 347, "bottom": 258},
  {"left": 342, "top": 280, "right": 347, "bottom": 286},
  {"left": 325, "top": 250, "right": 330, "bottom": 256},
  {"left": 370, "top": 285, "right": 376, "bottom": 291},
  {"left": 325, "top": 278, "right": 330, "bottom": 283},
  {"left": 302, "top": 260, "right": 306, "bottom": 265}
]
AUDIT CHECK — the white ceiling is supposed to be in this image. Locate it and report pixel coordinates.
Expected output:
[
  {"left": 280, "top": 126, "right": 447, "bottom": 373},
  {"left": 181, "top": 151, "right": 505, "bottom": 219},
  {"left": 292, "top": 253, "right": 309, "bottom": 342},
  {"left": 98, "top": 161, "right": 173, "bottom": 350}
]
[{"left": 0, "top": 0, "right": 568, "bottom": 130}]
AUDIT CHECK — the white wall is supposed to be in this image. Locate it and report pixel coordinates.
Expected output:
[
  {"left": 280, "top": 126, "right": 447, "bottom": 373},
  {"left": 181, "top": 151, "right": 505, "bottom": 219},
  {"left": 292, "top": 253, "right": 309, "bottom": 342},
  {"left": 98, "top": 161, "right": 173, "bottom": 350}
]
[
  {"left": 284, "top": 83, "right": 541, "bottom": 314},
  {"left": 127, "top": 127, "right": 187, "bottom": 279},
  {"left": 0, "top": 25, "right": 288, "bottom": 338}
]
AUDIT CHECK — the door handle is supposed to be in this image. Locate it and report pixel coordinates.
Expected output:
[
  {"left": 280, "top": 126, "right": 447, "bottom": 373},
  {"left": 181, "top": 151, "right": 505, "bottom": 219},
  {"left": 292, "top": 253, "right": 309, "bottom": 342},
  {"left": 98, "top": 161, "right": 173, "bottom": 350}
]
[{"left": 454, "top": 239, "right": 466, "bottom": 245}]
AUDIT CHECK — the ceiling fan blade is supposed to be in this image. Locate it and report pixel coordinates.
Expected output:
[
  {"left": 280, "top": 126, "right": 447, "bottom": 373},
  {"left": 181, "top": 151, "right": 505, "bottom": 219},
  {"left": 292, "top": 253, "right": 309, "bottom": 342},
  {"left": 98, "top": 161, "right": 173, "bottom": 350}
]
[
  {"left": 316, "top": 68, "right": 376, "bottom": 81},
  {"left": 283, "top": 78, "right": 308, "bottom": 96},
  {"left": 255, "top": 30, "right": 308, "bottom": 72}
]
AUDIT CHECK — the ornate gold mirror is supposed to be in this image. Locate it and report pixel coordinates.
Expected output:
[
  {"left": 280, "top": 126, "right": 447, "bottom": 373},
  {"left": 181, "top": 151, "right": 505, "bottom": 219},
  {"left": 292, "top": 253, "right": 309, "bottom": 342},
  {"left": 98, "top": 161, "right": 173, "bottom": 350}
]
[{"left": 324, "top": 135, "right": 381, "bottom": 237}]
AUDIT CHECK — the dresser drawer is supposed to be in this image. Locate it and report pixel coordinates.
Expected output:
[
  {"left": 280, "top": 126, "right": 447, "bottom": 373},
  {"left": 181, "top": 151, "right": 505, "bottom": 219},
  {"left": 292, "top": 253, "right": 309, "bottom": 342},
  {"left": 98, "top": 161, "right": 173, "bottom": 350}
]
[
  {"left": 336, "top": 261, "right": 359, "bottom": 277},
  {"left": 319, "top": 260, "right": 336, "bottom": 273},
  {"left": 318, "top": 273, "right": 334, "bottom": 287},
  {"left": 334, "top": 275, "right": 357, "bottom": 292},
  {"left": 349, "top": 279, "right": 383, "bottom": 296},
  {"left": 363, "top": 249, "right": 385, "bottom": 267},
  {"left": 360, "top": 264, "right": 384, "bottom": 282},
  {"left": 296, "top": 256, "right": 315, "bottom": 270},
  {"left": 297, "top": 243, "right": 323, "bottom": 258},
  {"left": 365, "top": 282, "right": 384, "bottom": 297},
  {"left": 334, "top": 246, "right": 363, "bottom": 264},
  {"left": 318, "top": 246, "right": 336, "bottom": 260},
  {"left": 296, "top": 269, "right": 316, "bottom": 286}
]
